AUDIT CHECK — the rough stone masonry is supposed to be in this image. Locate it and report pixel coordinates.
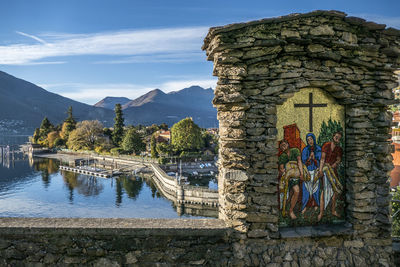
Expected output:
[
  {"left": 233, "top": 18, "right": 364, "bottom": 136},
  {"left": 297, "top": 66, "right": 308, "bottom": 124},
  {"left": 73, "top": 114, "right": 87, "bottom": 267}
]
[{"left": 203, "top": 10, "right": 400, "bottom": 266}]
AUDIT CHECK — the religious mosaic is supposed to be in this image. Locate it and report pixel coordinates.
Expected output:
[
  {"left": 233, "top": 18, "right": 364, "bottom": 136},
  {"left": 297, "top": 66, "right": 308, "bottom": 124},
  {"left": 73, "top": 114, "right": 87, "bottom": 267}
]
[{"left": 277, "top": 88, "right": 345, "bottom": 227}]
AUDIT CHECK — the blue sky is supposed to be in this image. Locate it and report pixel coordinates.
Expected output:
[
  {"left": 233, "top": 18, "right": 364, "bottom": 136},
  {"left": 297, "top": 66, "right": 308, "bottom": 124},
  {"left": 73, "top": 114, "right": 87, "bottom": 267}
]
[{"left": 0, "top": 0, "right": 399, "bottom": 104}]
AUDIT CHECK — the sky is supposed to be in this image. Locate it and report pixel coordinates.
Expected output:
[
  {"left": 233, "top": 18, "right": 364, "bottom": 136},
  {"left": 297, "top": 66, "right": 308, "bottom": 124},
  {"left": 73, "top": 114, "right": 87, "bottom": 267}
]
[{"left": 0, "top": 0, "right": 399, "bottom": 104}]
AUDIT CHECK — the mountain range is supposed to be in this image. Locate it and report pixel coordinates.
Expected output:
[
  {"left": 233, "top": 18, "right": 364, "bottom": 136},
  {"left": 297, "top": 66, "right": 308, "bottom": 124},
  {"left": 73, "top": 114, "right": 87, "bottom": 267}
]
[
  {"left": 0, "top": 70, "right": 217, "bottom": 134},
  {"left": 94, "top": 86, "right": 217, "bottom": 127},
  {"left": 0, "top": 70, "right": 114, "bottom": 134}
]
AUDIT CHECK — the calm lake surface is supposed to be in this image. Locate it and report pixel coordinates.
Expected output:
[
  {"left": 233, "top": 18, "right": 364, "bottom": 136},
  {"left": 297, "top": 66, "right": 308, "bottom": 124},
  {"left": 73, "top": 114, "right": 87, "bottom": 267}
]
[
  {"left": 0, "top": 136, "right": 215, "bottom": 218},
  {"left": 0, "top": 157, "right": 203, "bottom": 218}
]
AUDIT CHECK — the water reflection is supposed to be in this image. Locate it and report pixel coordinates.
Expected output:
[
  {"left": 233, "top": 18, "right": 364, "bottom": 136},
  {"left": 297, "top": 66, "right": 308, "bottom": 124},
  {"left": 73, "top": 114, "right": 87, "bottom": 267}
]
[
  {"left": 60, "top": 170, "right": 145, "bottom": 208},
  {"left": 187, "top": 174, "right": 217, "bottom": 189},
  {"left": 0, "top": 142, "right": 215, "bottom": 218},
  {"left": 33, "top": 158, "right": 59, "bottom": 188},
  {"left": 120, "top": 176, "right": 143, "bottom": 200}
]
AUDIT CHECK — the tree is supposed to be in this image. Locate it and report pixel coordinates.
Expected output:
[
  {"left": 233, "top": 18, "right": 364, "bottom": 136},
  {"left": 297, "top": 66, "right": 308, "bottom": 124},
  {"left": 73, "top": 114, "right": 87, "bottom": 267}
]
[
  {"left": 60, "top": 106, "right": 76, "bottom": 140},
  {"left": 33, "top": 128, "right": 40, "bottom": 144},
  {"left": 159, "top": 123, "right": 168, "bottom": 131},
  {"left": 103, "top": 127, "right": 113, "bottom": 139},
  {"left": 39, "top": 117, "right": 53, "bottom": 139},
  {"left": 112, "top": 104, "right": 124, "bottom": 146},
  {"left": 156, "top": 142, "right": 174, "bottom": 157},
  {"left": 121, "top": 128, "right": 145, "bottom": 155},
  {"left": 150, "top": 134, "right": 158, "bottom": 158},
  {"left": 47, "top": 131, "right": 60, "bottom": 148},
  {"left": 34, "top": 117, "right": 54, "bottom": 146},
  {"left": 67, "top": 120, "right": 105, "bottom": 151},
  {"left": 202, "top": 130, "right": 214, "bottom": 148},
  {"left": 171, "top": 118, "right": 204, "bottom": 152},
  {"left": 146, "top": 124, "right": 159, "bottom": 135}
]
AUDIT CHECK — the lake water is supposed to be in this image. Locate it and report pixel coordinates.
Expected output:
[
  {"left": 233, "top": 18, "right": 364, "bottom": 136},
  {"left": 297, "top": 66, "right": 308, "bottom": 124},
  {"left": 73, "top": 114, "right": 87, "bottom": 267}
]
[
  {"left": 0, "top": 136, "right": 218, "bottom": 218},
  {"left": 0, "top": 156, "right": 208, "bottom": 218}
]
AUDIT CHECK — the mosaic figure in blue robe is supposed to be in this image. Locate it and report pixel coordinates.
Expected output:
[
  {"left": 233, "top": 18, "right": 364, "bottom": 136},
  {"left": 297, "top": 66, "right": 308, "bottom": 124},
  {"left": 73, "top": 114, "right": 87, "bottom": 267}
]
[{"left": 301, "top": 133, "right": 321, "bottom": 214}]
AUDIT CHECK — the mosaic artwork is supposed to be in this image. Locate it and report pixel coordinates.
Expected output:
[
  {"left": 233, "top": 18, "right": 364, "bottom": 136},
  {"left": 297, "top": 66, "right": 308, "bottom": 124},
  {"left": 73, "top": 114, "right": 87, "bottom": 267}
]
[{"left": 277, "top": 88, "right": 345, "bottom": 227}]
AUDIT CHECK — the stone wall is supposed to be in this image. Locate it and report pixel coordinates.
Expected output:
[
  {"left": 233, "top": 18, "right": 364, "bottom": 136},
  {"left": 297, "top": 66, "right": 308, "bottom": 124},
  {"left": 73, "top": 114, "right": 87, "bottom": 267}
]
[
  {"left": 203, "top": 10, "right": 400, "bottom": 266},
  {"left": 1, "top": 218, "right": 397, "bottom": 266},
  {"left": 0, "top": 218, "right": 230, "bottom": 266}
]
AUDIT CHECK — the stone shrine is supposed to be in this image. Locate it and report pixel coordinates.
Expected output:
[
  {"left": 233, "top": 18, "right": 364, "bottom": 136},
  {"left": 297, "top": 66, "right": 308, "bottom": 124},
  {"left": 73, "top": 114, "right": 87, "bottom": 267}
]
[{"left": 203, "top": 10, "right": 400, "bottom": 266}]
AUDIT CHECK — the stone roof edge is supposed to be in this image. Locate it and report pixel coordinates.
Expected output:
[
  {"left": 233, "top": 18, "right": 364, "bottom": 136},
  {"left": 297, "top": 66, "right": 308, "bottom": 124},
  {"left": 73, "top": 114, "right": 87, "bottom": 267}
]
[{"left": 202, "top": 10, "right": 400, "bottom": 50}]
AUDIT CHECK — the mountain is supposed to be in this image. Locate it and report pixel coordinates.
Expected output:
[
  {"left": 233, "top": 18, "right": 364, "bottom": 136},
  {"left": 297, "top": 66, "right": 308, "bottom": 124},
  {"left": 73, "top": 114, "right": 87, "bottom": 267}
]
[
  {"left": 94, "top": 97, "right": 132, "bottom": 110},
  {"left": 0, "top": 70, "right": 114, "bottom": 134},
  {"left": 96, "top": 86, "right": 218, "bottom": 128},
  {"left": 122, "top": 89, "right": 169, "bottom": 108}
]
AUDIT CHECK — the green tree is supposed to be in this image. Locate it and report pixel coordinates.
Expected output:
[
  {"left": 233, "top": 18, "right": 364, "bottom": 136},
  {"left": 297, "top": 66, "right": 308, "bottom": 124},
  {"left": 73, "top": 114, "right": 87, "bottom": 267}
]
[
  {"left": 34, "top": 117, "right": 54, "bottom": 146},
  {"left": 61, "top": 106, "right": 76, "bottom": 140},
  {"left": 121, "top": 128, "right": 145, "bottom": 155},
  {"left": 67, "top": 120, "right": 105, "bottom": 151},
  {"left": 103, "top": 127, "right": 113, "bottom": 139},
  {"left": 156, "top": 142, "right": 174, "bottom": 157},
  {"left": 146, "top": 124, "right": 159, "bottom": 135},
  {"left": 53, "top": 138, "right": 65, "bottom": 148},
  {"left": 39, "top": 117, "right": 53, "bottom": 139},
  {"left": 202, "top": 130, "right": 214, "bottom": 148},
  {"left": 112, "top": 103, "right": 124, "bottom": 146},
  {"left": 159, "top": 123, "right": 168, "bottom": 131},
  {"left": 150, "top": 134, "right": 158, "bottom": 158},
  {"left": 171, "top": 118, "right": 204, "bottom": 153},
  {"left": 33, "top": 128, "right": 40, "bottom": 144}
]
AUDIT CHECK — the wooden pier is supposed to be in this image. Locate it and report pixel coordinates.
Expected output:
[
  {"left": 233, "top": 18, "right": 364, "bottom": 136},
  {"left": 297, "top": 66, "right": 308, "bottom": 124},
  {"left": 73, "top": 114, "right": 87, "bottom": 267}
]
[{"left": 59, "top": 165, "right": 120, "bottom": 178}]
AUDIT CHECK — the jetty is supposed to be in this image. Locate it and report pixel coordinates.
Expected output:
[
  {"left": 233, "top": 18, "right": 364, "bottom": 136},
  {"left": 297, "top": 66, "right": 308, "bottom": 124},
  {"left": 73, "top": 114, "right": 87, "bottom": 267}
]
[
  {"left": 59, "top": 165, "right": 119, "bottom": 178},
  {"left": 149, "top": 163, "right": 219, "bottom": 207}
]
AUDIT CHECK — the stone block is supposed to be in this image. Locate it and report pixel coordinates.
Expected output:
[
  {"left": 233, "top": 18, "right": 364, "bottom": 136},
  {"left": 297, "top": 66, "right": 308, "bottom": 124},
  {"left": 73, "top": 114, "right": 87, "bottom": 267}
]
[
  {"left": 342, "top": 32, "right": 358, "bottom": 44},
  {"left": 310, "top": 25, "right": 335, "bottom": 36},
  {"left": 223, "top": 169, "right": 249, "bottom": 182},
  {"left": 281, "top": 30, "right": 300, "bottom": 38}
]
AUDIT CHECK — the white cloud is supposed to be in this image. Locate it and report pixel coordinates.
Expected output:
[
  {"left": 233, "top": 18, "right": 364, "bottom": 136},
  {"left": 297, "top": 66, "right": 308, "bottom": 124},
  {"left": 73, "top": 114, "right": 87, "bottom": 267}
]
[
  {"left": 40, "top": 78, "right": 217, "bottom": 105},
  {"left": 15, "top": 61, "right": 66, "bottom": 66},
  {"left": 94, "top": 52, "right": 205, "bottom": 64},
  {"left": 0, "top": 27, "right": 209, "bottom": 65},
  {"left": 15, "top": 31, "right": 48, "bottom": 45}
]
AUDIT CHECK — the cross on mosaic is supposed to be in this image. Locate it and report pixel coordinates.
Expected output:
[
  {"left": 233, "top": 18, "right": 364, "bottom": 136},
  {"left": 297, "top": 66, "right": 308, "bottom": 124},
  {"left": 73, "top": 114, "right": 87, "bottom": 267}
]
[{"left": 277, "top": 88, "right": 345, "bottom": 227}]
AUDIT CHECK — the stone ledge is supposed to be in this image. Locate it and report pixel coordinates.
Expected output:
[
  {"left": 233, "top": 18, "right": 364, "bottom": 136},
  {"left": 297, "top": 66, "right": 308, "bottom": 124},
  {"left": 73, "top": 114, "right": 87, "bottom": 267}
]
[
  {"left": 279, "top": 223, "right": 352, "bottom": 239},
  {"left": 0, "top": 218, "right": 228, "bottom": 237}
]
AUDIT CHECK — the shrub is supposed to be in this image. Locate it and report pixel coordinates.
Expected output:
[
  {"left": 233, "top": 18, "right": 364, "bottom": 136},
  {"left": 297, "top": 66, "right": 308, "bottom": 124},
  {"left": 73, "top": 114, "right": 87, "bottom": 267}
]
[{"left": 110, "top": 147, "right": 124, "bottom": 156}]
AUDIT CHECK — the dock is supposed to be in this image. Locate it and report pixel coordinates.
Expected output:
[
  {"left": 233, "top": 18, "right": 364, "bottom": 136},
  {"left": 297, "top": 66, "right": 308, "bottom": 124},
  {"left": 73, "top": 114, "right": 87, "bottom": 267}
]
[{"left": 59, "top": 165, "right": 119, "bottom": 178}]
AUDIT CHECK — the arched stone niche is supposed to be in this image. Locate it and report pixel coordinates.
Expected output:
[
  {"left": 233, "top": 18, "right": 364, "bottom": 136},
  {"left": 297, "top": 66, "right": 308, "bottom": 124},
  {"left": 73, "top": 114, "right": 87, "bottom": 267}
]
[{"left": 203, "top": 10, "right": 400, "bottom": 265}]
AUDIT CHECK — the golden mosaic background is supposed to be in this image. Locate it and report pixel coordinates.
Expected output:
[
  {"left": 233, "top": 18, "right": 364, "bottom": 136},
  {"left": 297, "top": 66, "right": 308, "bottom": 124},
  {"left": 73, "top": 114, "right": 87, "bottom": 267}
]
[{"left": 277, "top": 88, "right": 345, "bottom": 142}]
